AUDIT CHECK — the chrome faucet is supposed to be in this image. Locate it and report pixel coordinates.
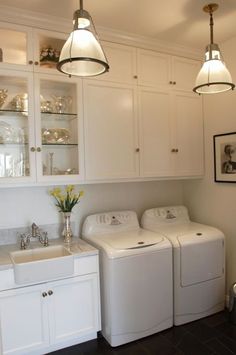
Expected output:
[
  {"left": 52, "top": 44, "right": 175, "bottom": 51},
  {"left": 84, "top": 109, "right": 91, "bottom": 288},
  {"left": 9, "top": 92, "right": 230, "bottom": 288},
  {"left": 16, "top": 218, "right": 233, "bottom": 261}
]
[{"left": 20, "top": 223, "right": 49, "bottom": 249}]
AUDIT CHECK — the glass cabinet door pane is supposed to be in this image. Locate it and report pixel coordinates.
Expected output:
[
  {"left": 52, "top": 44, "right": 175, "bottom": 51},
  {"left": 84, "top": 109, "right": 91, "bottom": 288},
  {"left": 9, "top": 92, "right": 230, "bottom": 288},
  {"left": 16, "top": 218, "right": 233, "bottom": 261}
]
[
  {"left": 40, "top": 79, "right": 79, "bottom": 176},
  {"left": 0, "top": 75, "right": 30, "bottom": 178},
  {"left": 0, "top": 28, "right": 27, "bottom": 66},
  {"left": 36, "top": 31, "right": 66, "bottom": 72}
]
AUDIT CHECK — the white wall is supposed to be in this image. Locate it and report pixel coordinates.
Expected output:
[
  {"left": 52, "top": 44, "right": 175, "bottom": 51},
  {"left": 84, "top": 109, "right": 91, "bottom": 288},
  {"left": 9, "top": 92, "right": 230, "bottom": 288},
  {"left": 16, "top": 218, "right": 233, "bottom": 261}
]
[
  {"left": 0, "top": 180, "right": 183, "bottom": 235},
  {"left": 183, "top": 36, "right": 236, "bottom": 291}
]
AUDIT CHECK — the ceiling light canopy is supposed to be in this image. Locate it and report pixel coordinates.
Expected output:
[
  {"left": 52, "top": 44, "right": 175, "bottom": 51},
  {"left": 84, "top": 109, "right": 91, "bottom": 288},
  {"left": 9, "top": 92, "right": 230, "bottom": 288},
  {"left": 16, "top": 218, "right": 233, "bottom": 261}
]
[
  {"left": 193, "top": 3, "right": 235, "bottom": 94},
  {"left": 57, "top": 0, "right": 109, "bottom": 77}
]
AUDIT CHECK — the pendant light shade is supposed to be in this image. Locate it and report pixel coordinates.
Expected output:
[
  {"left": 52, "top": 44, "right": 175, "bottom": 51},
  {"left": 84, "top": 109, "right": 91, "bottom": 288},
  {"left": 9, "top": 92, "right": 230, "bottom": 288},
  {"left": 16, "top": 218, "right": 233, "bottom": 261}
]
[
  {"left": 193, "top": 3, "right": 235, "bottom": 94},
  {"left": 57, "top": 0, "right": 109, "bottom": 77}
]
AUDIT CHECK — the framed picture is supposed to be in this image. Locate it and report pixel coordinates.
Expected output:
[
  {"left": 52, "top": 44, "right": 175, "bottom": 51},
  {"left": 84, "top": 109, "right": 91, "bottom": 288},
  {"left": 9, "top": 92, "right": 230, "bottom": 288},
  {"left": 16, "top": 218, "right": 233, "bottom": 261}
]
[{"left": 214, "top": 131, "right": 236, "bottom": 182}]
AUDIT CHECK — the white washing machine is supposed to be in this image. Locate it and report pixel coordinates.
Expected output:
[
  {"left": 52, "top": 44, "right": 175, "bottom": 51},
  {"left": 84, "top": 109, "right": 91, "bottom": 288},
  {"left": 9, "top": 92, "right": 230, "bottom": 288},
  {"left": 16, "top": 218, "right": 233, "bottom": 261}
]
[
  {"left": 82, "top": 210, "right": 173, "bottom": 347},
  {"left": 141, "top": 205, "right": 225, "bottom": 326}
]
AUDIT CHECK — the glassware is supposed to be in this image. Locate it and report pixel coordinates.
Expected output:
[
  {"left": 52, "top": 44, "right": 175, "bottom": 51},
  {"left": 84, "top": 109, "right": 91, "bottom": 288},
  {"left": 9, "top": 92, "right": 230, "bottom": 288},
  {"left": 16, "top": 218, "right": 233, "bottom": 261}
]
[
  {"left": 51, "top": 95, "right": 72, "bottom": 113},
  {"left": 11, "top": 93, "right": 28, "bottom": 112},
  {"left": 0, "top": 89, "right": 8, "bottom": 108}
]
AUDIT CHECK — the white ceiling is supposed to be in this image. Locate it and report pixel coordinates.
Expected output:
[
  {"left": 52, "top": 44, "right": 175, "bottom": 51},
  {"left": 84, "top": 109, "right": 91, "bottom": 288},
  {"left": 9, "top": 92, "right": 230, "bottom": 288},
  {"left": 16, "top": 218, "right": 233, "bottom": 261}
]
[{"left": 1, "top": 0, "right": 236, "bottom": 49}]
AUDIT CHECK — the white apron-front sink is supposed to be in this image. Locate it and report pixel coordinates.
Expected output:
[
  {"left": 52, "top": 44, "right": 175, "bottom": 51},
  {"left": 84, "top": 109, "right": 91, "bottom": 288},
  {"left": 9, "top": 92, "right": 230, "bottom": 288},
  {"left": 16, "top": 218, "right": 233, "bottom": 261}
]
[{"left": 10, "top": 245, "right": 74, "bottom": 284}]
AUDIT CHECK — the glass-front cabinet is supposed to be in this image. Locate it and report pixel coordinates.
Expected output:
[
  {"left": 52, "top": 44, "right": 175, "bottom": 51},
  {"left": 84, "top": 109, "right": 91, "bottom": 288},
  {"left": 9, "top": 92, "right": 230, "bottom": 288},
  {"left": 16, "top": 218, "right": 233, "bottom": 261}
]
[
  {"left": 0, "top": 22, "right": 67, "bottom": 75},
  {"left": 0, "top": 69, "right": 83, "bottom": 184},
  {"left": 0, "top": 70, "right": 35, "bottom": 182},
  {"left": 34, "top": 74, "right": 82, "bottom": 182}
]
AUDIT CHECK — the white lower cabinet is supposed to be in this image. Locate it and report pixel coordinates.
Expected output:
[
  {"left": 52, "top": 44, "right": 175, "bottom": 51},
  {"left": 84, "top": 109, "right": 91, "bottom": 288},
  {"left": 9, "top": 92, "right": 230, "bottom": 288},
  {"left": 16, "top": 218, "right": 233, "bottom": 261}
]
[{"left": 0, "top": 271, "right": 100, "bottom": 354}]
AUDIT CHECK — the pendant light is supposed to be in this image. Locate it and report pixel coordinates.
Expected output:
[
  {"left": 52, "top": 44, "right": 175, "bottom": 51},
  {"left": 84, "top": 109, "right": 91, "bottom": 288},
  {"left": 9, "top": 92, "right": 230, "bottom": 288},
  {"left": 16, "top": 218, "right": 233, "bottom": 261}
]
[
  {"left": 57, "top": 0, "right": 109, "bottom": 77},
  {"left": 193, "top": 3, "right": 235, "bottom": 94}
]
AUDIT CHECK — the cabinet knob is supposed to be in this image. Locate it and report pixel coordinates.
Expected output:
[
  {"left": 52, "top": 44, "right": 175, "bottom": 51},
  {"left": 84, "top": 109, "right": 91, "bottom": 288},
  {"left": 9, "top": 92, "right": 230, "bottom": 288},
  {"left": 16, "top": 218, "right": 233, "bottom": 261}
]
[
  {"left": 36, "top": 147, "right": 41, "bottom": 152},
  {"left": 133, "top": 75, "right": 138, "bottom": 79},
  {"left": 171, "top": 148, "right": 175, "bottom": 153},
  {"left": 28, "top": 60, "right": 33, "bottom": 65},
  {"left": 34, "top": 61, "right": 39, "bottom": 65},
  {"left": 48, "top": 290, "right": 53, "bottom": 296},
  {"left": 136, "top": 148, "right": 140, "bottom": 152},
  {"left": 173, "top": 81, "right": 176, "bottom": 85},
  {"left": 175, "top": 148, "right": 179, "bottom": 152},
  {"left": 42, "top": 292, "right": 47, "bottom": 298},
  {"left": 30, "top": 147, "right": 36, "bottom": 152},
  {"left": 169, "top": 81, "right": 173, "bottom": 84}
]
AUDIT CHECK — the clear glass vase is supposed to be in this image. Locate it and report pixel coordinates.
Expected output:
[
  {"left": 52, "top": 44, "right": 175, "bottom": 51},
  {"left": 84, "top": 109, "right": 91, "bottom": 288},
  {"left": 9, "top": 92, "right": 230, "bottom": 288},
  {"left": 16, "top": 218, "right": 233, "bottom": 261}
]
[{"left": 62, "top": 212, "right": 73, "bottom": 243}]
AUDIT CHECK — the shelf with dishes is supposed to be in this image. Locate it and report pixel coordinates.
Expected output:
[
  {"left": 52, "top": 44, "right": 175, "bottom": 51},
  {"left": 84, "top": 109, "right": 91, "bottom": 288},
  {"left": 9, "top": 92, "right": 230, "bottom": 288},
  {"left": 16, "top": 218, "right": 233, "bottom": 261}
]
[
  {"left": 0, "top": 142, "right": 28, "bottom": 146},
  {"left": 41, "top": 112, "right": 77, "bottom": 122},
  {"left": 0, "top": 109, "right": 28, "bottom": 115},
  {"left": 42, "top": 143, "right": 78, "bottom": 147}
]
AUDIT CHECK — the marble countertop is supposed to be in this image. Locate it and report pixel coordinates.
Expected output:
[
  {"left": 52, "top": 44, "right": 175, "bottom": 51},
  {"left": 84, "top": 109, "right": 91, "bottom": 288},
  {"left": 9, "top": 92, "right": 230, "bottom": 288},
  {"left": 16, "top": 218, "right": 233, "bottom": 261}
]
[{"left": 0, "top": 237, "right": 98, "bottom": 271}]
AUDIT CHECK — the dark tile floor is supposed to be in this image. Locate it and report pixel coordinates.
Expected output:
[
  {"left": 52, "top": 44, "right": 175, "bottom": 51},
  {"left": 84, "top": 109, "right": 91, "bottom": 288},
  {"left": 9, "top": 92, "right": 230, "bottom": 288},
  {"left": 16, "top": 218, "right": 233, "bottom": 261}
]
[{"left": 50, "top": 310, "right": 236, "bottom": 355}]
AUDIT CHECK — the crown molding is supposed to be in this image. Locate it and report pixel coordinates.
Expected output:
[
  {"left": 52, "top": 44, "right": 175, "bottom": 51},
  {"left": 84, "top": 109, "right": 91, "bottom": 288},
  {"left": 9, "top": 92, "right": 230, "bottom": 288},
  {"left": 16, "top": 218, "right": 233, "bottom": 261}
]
[{"left": 0, "top": 4, "right": 202, "bottom": 60}]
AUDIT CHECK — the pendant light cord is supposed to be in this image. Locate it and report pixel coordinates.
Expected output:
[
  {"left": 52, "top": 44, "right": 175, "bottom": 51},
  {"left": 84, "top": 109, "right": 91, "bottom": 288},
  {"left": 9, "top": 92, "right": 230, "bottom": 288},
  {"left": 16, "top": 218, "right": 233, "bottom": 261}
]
[{"left": 209, "top": 11, "right": 214, "bottom": 44}]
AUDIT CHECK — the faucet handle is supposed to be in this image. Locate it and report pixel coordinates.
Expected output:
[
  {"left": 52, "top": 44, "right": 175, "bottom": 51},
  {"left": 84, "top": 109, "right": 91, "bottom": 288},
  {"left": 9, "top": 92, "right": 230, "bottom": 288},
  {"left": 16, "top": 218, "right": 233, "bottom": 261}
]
[
  {"left": 42, "top": 232, "right": 49, "bottom": 247},
  {"left": 20, "top": 234, "right": 27, "bottom": 250}
]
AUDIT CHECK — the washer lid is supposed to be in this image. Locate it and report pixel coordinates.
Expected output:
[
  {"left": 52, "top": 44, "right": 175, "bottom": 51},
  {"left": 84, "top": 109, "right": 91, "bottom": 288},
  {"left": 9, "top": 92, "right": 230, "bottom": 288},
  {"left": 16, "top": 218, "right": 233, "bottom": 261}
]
[
  {"left": 83, "top": 229, "right": 171, "bottom": 258},
  {"left": 101, "top": 229, "right": 164, "bottom": 250}
]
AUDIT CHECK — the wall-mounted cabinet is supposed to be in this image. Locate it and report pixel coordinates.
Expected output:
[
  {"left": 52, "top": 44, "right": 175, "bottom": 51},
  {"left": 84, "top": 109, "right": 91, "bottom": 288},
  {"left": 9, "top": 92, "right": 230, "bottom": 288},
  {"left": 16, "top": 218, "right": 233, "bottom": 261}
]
[
  {"left": 0, "top": 20, "right": 204, "bottom": 185},
  {"left": 138, "top": 87, "right": 204, "bottom": 177},
  {"left": 0, "top": 69, "right": 84, "bottom": 184},
  {"left": 83, "top": 80, "right": 139, "bottom": 180},
  {"left": 0, "top": 22, "right": 66, "bottom": 75},
  {"left": 137, "top": 48, "right": 201, "bottom": 92},
  {"left": 90, "top": 42, "right": 137, "bottom": 85},
  {"left": 83, "top": 47, "right": 204, "bottom": 181}
]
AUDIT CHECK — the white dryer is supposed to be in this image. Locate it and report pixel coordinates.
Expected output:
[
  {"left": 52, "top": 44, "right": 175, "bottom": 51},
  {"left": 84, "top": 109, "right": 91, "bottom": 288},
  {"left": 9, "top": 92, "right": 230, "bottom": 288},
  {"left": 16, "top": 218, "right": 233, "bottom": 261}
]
[
  {"left": 82, "top": 210, "right": 173, "bottom": 347},
  {"left": 141, "top": 205, "right": 225, "bottom": 326}
]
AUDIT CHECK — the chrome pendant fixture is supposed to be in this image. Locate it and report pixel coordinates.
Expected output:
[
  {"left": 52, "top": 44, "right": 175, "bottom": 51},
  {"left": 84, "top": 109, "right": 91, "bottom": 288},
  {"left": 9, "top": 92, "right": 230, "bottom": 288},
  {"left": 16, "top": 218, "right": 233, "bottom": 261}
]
[
  {"left": 193, "top": 3, "right": 235, "bottom": 94},
  {"left": 57, "top": 0, "right": 109, "bottom": 77}
]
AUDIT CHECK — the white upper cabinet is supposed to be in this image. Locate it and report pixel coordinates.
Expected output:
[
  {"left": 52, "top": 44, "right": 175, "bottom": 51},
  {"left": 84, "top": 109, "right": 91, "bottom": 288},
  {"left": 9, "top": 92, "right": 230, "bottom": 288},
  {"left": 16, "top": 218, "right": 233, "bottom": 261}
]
[
  {"left": 137, "top": 48, "right": 201, "bottom": 92},
  {"left": 83, "top": 80, "right": 139, "bottom": 180},
  {"left": 0, "top": 22, "right": 67, "bottom": 75},
  {"left": 91, "top": 42, "right": 137, "bottom": 85},
  {"left": 0, "top": 23, "right": 33, "bottom": 72},
  {"left": 171, "top": 92, "right": 204, "bottom": 176},
  {"left": 138, "top": 87, "right": 173, "bottom": 177},
  {"left": 137, "top": 49, "right": 171, "bottom": 89},
  {"left": 171, "top": 56, "right": 201, "bottom": 92},
  {"left": 0, "top": 68, "right": 84, "bottom": 185},
  {"left": 138, "top": 87, "right": 204, "bottom": 178}
]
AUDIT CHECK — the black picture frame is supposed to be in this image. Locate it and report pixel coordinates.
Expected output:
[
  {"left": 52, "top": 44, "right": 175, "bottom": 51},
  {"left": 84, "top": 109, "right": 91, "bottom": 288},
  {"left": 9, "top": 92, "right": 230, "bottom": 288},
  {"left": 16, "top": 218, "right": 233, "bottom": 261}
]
[{"left": 214, "top": 131, "right": 236, "bottom": 182}]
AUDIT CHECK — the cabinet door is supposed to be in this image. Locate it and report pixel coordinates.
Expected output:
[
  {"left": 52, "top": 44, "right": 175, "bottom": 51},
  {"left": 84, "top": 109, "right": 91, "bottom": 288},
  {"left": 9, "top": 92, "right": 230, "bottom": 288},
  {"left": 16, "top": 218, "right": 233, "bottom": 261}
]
[
  {"left": 84, "top": 80, "right": 139, "bottom": 180},
  {"left": 137, "top": 49, "right": 171, "bottom": 89},
  {"left": 34, "top": 73, "right": 84, "bottom": 182},
  {"left": 32, "top": 28, "right": 67, "bottom": 75},
  {"left": 47, "top": 274, "right": 100, "bottom": 345},
  {"left": 93, "top": 41, "right": 137, "bottom": 84},
  {"left": 172, "top": 92, "right": 204, "bottom": 176},
  {"left": 0, "top": 69, "right": 36, "bottom": 184},
  {"left": 138, "top": 87, "right": 173, "bottom": 177},
  {"left": 171, "top": 56, "right": 201, "bottom": 92},
  {"left": 0, "top": 22, "right": 33, "bottom": 72},
  {"left": 0, "top": 284, "right": 49, "bottom": 355}
]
